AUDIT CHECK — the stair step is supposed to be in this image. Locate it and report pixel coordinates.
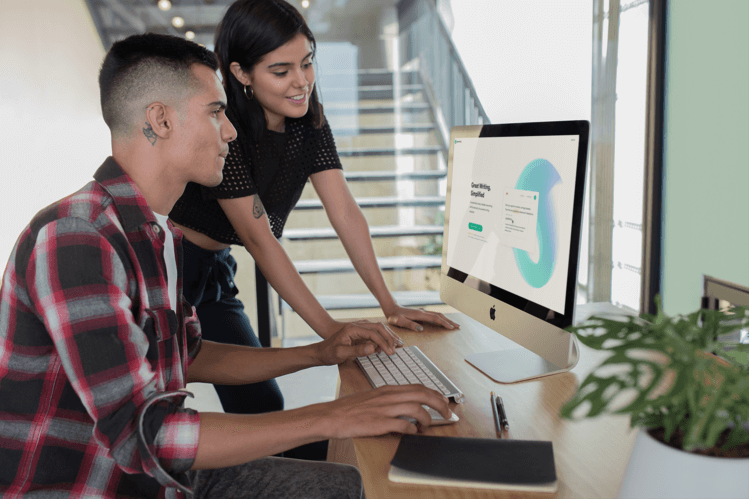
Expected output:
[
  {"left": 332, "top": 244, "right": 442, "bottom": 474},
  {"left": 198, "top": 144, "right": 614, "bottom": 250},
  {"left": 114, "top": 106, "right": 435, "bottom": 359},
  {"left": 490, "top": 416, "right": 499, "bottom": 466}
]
[
  {"left": 323, "top": 87, "right": 425, "bottom": 103},
  {"left": 283, "top": 225, "right": 443, "bottom": 241},
  {"left": 321, "top": 68, "right": 419, "bottom": 82},
  {"left": 295, "top": 255, "right": 441, "bottom": 274},
  {"left": 343, "top": 170, "right": 446, "bottom": 182},
  {"left": 348, "top": 75, "right": 422, "bottom": 87},
  {"left": 294, "top": 195, "right": 445, "bottom": 210},
  {"left": 323, "top": 68, "right": 419, "bottom": 75},
  {"left": 325, "top": 101, "right": 430, "bottom": 110},
  {"left": 282, "top": 290, "right": 443, "bottom": 312},
  {"left": 327, "top": 115, "right": 432, "bottom": 128},
  {"left": 323, "top": 84, "right": 424, "bottom": 92},
  {"left": 331, "top": 124, "right": 436, "bottom": 135},
  {"left": 337, "top": 145, "right": 442, "bottom": 157},
  {"left": 324, "top": 102, "right": 430, "bottom": 115}
]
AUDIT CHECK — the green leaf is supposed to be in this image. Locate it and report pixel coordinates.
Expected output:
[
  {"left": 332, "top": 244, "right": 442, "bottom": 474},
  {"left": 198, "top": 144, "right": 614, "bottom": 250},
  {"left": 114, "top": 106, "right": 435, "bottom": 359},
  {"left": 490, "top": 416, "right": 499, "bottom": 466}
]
[
  {"left": 724, "top": 423, "right": 749, "bottom": 449},
  {"left": 663, "top": 402, "right": 689, "bottom": 441},
  {"left": 703, "top": 416, "right": 731, "bottom": 451},
  {"left": 561, "top": 351, "right": 671, "bottom": 419},
  {"left": 561, "top": 296, "right": 749, "bottom": 452},
  {"left": 716, "top": 343, "right": 749, "bottom": 367}
]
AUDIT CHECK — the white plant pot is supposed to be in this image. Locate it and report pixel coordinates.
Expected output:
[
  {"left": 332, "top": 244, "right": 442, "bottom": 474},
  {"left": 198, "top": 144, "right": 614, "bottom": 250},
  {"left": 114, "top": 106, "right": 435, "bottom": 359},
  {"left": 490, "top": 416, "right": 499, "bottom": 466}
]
[{"left": 618, "top": 427, "right": 749, "bottom": 499}]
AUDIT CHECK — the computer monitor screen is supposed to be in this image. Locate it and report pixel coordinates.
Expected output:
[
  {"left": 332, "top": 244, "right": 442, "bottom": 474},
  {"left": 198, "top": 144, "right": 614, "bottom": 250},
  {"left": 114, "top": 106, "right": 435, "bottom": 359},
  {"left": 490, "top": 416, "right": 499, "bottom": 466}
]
[{"left": 440, "top": 121, "right": 589, "bottom": 383}]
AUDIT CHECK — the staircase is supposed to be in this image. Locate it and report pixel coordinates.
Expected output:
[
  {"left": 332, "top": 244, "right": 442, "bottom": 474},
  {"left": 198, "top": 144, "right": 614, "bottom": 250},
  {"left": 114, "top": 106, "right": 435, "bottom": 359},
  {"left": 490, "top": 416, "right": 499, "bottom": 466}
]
[{"left": 277, "top": 68, "right": 448, "bottom": 339}]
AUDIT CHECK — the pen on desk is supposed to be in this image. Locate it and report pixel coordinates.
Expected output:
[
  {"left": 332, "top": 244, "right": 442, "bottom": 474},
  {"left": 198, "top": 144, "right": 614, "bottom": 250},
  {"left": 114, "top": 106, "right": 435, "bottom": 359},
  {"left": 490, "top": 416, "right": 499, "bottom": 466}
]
[
  {"left": 496, "top": 395, "right": 509, "bottom": 430},
  {"left": 490, "top": 391, "right": 502, "bottom": 438}
]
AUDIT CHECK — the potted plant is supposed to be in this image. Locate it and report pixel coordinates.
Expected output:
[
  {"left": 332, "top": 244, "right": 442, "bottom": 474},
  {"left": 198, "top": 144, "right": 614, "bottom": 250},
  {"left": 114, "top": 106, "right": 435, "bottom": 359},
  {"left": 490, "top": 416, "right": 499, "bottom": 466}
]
[{"left": 561, "top": 297, "right": 749, "bottom": 499}]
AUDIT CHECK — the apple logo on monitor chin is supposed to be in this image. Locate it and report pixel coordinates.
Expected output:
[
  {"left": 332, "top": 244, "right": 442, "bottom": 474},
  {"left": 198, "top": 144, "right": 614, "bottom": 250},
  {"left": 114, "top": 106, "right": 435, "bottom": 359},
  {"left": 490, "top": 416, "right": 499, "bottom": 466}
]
[{"left": 490, "top": 305, "right": 496, "bottom": 320}]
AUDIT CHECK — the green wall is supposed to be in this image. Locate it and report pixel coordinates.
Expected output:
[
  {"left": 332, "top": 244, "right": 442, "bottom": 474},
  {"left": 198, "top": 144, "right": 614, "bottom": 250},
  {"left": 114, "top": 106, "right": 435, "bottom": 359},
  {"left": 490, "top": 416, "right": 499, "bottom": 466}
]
[{"left": 661, "top": 0, "right": 749, "bottom": 314}]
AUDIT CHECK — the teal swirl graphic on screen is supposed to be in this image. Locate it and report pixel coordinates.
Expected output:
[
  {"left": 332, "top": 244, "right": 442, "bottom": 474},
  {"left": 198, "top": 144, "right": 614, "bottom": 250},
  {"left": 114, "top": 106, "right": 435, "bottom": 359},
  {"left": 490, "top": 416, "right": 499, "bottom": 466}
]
[{"left": 513, "top": 159, "right": 562, "bottom": 288}]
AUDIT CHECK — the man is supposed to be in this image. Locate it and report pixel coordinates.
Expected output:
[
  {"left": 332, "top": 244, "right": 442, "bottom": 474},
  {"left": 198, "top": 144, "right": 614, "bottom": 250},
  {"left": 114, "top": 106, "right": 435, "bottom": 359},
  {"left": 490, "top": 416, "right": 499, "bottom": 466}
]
[{"left": 0, "top": 34, "right": 449, "bottom": 498}]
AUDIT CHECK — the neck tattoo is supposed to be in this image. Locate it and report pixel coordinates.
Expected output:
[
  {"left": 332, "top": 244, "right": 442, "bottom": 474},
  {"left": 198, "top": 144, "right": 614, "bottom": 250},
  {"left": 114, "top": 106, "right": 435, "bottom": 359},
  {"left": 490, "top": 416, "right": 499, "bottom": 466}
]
[{"left": 143, "top": 122, "right": 157, "bottom": 146}]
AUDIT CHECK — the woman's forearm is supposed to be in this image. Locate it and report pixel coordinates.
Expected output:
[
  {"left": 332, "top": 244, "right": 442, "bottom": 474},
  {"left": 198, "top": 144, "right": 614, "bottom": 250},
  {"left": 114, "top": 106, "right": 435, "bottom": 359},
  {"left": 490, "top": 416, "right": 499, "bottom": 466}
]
[
  {"left": 330, "top": 203, "right": 398, "bottom": 315},
  {"left": 218, "top": 196, "right": 338, "bottom": 338},
  {"left": 246, "top": 233, "right": 338, "bottom": 338},
  {"left": 311, "top": 170, "right": 399, "bottom": 316}
]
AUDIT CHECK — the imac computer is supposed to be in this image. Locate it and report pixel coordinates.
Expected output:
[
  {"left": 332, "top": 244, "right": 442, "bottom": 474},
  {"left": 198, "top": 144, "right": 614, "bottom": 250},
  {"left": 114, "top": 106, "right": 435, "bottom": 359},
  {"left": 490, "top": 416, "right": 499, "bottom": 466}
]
[{"left": 440, "top": 120, "right": 589, "bottom": 383}]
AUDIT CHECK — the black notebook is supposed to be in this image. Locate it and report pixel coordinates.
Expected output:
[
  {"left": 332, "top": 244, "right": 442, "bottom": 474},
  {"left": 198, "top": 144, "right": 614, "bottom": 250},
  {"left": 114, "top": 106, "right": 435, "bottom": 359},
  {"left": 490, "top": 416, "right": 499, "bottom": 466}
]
[{"left": 388, "top": 434, "right": 557, "bottom": 492}]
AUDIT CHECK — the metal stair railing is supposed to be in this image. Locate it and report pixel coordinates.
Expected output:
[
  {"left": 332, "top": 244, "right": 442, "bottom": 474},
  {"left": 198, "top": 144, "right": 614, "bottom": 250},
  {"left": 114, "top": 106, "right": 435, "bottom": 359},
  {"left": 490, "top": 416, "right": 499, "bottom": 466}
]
[{"left": 397, "top": 0, "right": 490, "bottom": 147}]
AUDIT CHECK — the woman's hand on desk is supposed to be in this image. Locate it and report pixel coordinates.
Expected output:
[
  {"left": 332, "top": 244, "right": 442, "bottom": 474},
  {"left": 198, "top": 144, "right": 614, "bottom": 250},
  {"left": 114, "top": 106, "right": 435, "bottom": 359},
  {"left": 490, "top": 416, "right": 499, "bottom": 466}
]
[
  {"left": 316, "top": 385, "right": 451, "bottom": 438},
  {"left": 384, "top": 305, "right": 461, "bottom": 332}
]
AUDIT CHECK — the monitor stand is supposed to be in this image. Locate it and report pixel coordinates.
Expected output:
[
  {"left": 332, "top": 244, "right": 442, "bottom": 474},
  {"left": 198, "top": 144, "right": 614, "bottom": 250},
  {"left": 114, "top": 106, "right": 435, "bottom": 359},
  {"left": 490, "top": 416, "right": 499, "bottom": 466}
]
[{"left": 465, "top": 336, "right": 580, "bottom": 383}]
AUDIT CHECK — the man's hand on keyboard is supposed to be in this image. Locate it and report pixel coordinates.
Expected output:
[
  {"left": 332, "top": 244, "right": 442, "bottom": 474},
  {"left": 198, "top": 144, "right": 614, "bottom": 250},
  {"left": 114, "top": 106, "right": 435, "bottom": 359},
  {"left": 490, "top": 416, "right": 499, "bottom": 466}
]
[
  {"left": 384, "top": 305, "right": 461, "bottom": 332},
  {"left": 319, "top": 385, "right": 451, "bottom": 438},
  {"left": 314, "top": 321, "right": 398, "bottom": 366}
]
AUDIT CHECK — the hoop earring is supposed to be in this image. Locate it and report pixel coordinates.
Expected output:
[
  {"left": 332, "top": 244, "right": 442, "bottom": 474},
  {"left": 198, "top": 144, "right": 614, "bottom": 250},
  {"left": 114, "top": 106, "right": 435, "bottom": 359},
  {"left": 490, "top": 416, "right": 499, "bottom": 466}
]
[{"left": 243, "top": 85, "right": 254, "bottom": 100}]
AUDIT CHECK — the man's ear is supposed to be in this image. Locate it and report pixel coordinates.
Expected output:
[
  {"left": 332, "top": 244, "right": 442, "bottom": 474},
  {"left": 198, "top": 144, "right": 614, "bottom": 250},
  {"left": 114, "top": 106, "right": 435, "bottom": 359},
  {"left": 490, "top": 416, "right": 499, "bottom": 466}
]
[
  {"left": 143, "top": 102, "right": 172, "bottom": 144},
  {"left": 229, "top": 62, "right": 252, "bottom": 86}
]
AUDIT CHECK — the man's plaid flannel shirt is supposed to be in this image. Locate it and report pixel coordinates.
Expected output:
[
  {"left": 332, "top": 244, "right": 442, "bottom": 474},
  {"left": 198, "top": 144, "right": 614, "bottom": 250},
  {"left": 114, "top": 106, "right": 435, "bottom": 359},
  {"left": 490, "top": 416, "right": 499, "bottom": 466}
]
[{"left": 0, "top": 158, "right": 203, "bottom": 498}]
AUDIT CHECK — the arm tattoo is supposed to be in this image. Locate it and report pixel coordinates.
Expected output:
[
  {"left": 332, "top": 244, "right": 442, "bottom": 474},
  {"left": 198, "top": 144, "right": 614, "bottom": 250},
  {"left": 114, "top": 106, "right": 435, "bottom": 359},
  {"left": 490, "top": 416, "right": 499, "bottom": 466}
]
[
  {"left": 143, "top": 122, "right": 157, "bottom": 146},
  {"left": 252, "top": 194, "right": 265, "bottom": 219}
]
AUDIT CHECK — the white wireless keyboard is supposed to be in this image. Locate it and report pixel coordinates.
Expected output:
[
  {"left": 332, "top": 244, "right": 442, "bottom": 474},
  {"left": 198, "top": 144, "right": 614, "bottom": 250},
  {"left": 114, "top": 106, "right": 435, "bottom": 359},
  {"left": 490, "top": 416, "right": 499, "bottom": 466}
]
[{"left": 356, "top": 345, "right": 465, "bottom": 424}]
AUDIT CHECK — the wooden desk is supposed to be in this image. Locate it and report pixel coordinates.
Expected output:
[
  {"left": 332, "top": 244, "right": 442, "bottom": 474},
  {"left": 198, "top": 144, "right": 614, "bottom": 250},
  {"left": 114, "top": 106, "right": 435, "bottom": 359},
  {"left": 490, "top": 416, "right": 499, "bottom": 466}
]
[{"left": 328, "top": 310, "right": 637, "bottom": 498}]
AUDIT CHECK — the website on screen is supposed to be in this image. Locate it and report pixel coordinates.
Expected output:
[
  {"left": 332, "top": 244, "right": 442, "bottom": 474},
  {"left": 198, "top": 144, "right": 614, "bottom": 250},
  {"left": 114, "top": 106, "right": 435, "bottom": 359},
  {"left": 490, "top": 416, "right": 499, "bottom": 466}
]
[{"left": 446, "top": 135, "right": 579, "bottom": 314}]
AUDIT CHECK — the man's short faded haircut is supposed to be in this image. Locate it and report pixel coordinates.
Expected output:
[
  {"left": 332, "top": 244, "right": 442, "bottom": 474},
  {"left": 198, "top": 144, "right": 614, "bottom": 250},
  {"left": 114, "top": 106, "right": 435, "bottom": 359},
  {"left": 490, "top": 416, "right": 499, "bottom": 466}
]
[{"left": 99, "top": 33, "right": 219, "bottom": 138}]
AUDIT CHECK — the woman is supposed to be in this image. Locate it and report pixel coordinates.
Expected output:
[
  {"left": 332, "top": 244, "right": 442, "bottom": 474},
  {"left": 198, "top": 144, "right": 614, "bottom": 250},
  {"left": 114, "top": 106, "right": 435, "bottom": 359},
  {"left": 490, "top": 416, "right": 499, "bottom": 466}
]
[{"left": 169, "top": 0, "right": 459, "bottom": 451}]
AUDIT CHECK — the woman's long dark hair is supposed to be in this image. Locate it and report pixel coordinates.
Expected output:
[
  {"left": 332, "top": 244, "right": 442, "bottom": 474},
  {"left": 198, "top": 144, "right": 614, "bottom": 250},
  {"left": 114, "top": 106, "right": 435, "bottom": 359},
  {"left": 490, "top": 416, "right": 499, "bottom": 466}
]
[{"left": 214, "top": 0, "right": 323, "bottom": 142}]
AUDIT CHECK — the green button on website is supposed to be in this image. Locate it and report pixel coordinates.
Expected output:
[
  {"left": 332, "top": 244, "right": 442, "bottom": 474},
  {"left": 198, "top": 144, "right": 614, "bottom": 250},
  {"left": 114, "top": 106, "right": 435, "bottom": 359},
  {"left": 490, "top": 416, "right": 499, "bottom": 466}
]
[{"left": 468, "top": 223, "right": 483, "bottom": 232}]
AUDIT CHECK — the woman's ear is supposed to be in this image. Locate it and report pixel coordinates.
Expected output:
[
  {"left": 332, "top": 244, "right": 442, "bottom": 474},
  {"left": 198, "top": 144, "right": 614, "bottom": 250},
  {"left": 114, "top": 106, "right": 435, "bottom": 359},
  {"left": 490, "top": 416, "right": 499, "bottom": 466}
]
[{"left": 229, "top": 62, "right": 252, "bottom": 86}]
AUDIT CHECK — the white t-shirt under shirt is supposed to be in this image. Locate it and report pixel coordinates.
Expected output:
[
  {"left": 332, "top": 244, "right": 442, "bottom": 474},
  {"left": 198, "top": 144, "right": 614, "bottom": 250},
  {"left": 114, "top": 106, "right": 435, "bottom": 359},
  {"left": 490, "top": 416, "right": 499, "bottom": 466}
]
[{"left": 153, "top": 213, "right": 178, "bottom": 313}]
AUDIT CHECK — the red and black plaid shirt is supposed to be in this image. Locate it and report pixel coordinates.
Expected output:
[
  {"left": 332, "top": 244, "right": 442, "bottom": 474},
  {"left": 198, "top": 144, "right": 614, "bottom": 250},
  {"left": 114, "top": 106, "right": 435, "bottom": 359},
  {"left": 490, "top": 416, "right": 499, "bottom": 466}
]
[{"left": 0, "top": 158, "right": 202, "bottom": 498}]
